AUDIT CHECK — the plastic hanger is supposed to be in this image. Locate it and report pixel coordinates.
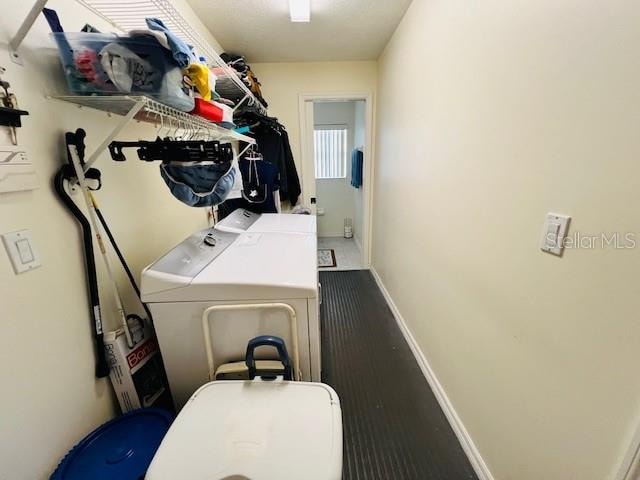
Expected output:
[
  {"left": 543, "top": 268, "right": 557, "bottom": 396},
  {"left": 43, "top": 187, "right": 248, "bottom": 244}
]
[
  {"left": 244, "top": 144, "right": 263, "bottom": 161},
  {"left": 108, "top": 138, "right": 233, "bottom": 163}
]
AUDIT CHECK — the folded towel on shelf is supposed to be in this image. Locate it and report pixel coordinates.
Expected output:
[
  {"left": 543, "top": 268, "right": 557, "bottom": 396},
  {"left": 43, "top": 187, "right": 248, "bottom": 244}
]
[{"left": 146, "top": 17, "right": 198, "bottom": 68}]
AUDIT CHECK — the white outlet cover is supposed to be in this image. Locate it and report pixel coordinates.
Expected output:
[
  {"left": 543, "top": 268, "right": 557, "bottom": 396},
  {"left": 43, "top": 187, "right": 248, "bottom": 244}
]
[
  {"left": 2, "top": 229, "right": 41, "bottom": 274},
  {"left": 540, "top": 213, "right": 571, "bottom": 256}
]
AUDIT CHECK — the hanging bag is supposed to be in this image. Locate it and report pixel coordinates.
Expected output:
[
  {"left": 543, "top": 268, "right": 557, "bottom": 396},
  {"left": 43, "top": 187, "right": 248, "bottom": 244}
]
[
  {"left": 241, "top": 152, "right": 268, "bottom": 204},
  {"left": 160, "top": 161, "right": 235, "bottom": 207}
]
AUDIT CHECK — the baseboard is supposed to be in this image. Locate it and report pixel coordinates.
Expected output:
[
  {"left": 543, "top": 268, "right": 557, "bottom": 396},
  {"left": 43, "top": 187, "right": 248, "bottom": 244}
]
[{"left": 370, "top": 266, "right": 495, "bottom": 480}]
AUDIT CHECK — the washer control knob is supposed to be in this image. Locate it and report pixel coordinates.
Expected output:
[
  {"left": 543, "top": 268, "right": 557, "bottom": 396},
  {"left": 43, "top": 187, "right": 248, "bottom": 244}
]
[{"left": 203, "top": 234, "right": 217, "bottom": 247}]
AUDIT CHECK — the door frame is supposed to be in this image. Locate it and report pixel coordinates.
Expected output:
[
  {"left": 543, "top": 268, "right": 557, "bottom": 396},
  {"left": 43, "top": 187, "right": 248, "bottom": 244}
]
[{"left": 298, "top": 92, "right": 375, "bottom": 268}]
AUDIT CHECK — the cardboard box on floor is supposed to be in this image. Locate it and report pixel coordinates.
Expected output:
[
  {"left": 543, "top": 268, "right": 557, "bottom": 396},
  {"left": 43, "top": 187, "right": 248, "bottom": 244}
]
[{"left": 104, "top": 322, "right": 174, "bottom": 413}]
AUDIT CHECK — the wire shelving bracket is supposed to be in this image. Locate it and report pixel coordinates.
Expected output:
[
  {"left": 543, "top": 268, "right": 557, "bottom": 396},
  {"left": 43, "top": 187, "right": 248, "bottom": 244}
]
[{"left": 8, "top": 0, "right": 49, "bottom": 64}]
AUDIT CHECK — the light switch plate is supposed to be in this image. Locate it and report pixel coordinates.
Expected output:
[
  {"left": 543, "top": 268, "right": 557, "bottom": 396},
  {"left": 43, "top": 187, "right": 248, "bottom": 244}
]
[
  {"left": 2, "top": 229, "right": 41, "bottom": 274},
  {"left": 540, "top": 213, "right": 571, "bottom": 256}
]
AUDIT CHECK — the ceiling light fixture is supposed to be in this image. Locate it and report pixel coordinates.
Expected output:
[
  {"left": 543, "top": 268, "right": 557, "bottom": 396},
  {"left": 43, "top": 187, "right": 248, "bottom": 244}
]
[{"left": 289, "top": 0, "right": 310, "bottom": 22}]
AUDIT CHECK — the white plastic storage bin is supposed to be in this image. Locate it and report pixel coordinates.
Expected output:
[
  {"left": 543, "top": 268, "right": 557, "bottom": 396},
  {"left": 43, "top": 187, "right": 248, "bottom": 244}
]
[
  {"left": 147, "top": 380, "right": 343, "bottom": 480},
  {"left": 51, "top": 32, "right": 194, "bottom": 112}
]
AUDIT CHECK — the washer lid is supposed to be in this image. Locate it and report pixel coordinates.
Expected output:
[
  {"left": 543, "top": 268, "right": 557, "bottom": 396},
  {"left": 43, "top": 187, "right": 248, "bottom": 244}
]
[
  {"left": 191, "top": 232, "right": 317, "bottom": 297},
  {"left": 146, "top": 381, "right": 342, "bottom": 480},
  {"left": 143, "top": 231, "right": 318, "bottom": 302},
  {"left": 214, "top": 208, "right": 261, "bottom": 234},
  {"left": 215, "top": 208, "right": 317, "bottom": 234},
  {"left": 250, "top": 213, "right": 317, "bottom": 234}
]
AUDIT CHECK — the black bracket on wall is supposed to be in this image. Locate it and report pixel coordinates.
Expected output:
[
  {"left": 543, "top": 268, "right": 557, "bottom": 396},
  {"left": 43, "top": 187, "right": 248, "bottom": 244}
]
[{"left": 0, "top": 106, "right": 29, "bottom": 128}]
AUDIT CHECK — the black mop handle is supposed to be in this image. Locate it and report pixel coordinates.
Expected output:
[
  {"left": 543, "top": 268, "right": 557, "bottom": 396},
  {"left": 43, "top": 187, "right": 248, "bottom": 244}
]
[{"left": 54, "top": 167, "right": 109, "bottom": 378}]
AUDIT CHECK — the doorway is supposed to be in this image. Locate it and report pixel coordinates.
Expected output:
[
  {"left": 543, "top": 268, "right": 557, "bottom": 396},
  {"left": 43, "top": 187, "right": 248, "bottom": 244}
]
[{"left": 299, "top": 94, "right": 374, "bottom": 270}]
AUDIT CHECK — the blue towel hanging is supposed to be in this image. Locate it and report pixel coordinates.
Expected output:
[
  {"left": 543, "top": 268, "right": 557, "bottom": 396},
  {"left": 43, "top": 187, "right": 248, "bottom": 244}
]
[{"left": 351, "top": 148, "right": 363, "bottom": 188}]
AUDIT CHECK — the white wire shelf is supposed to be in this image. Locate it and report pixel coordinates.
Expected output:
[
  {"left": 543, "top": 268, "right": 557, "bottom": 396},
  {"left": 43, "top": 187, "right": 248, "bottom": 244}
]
[
  {"left": 75, "top": 0, "right": 267, "bottom": 114},
  {"left": 50, "top": 94, "right": 255, "bottom": 170},
  {"left": 51, "top": 95, "right": 255, "bottom": 144}
]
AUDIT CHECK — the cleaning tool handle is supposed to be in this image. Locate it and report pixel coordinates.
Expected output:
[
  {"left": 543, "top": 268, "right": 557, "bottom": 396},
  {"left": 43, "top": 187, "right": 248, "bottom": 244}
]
[
  {"left": 53, "top": 166, "right": 109, "bottom": 378},
  {"left": 67, "top": 134, "right": 134, "bottom": 349},
  {"left": 245, "top": 335, "right": 292, "bottom": 381},
  {"left": 94, "top": 332, "right": 110, "bottom": 378}
]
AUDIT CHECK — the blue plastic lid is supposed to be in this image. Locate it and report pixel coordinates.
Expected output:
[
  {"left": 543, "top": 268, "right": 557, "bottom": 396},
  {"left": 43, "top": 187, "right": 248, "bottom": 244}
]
[{"left": 51, "top": 408, "right": 174, "bottom": 480}]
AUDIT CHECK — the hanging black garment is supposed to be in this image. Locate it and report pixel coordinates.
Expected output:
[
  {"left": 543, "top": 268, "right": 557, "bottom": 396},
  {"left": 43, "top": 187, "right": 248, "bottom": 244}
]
[
  {"left": 251, "top": 124, "right": 301, "bottom": 206},
  {"left": 280, "top": 128, "right": 301, "bottom": 206},
  {"left": 234, "top": 111, "right": 301, "bottom": 205},
  {"left": 217, "top": 153, "right": 281, "bottom": 217},
  {"left": 239, "top": 157, "right": 280, "bottom": 212}
]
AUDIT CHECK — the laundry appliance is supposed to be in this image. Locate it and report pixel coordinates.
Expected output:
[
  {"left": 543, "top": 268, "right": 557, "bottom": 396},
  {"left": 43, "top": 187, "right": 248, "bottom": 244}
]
[
  {"left": 215, "top": 208, "right": 316, "bottom": 235},
  {"left": 141, "top": 227, "right": 320, "bottom": 408}
]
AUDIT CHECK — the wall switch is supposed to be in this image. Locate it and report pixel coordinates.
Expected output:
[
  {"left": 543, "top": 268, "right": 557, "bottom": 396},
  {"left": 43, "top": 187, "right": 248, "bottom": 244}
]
[
  {"left": 2, "top": 229, "right": 41, "bottom": 274},
  {"left": 540, "top": 213, "right": 570, "bottom": 256}
]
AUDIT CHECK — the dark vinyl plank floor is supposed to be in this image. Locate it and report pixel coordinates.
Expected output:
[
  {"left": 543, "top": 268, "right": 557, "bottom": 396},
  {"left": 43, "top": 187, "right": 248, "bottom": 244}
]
[{"left": 320, "top": 270, "right": 478, "bottom": 480}]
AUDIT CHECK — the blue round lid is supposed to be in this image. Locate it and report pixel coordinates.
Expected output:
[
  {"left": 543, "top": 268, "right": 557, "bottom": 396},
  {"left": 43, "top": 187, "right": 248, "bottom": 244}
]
[{"left": 51, "top": 408, "right": 174, "bottom": 480}]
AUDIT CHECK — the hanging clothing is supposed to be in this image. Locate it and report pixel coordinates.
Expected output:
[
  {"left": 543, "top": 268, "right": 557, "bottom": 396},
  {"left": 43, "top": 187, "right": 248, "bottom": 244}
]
[
  {"left": 236, "top": 112, "right": 301, "bottom": 206},
  {"left": 218, "top": 158, "right": 280, "bottom": 216},
  {"left": 351, "top": 149, "right": 363, "bottom": 188},
  {"left": 280, "top": 129, "right": 301, "bottom": 205},
  {"left": 239, "top": 158, "right": 280, "bottom": 213}
]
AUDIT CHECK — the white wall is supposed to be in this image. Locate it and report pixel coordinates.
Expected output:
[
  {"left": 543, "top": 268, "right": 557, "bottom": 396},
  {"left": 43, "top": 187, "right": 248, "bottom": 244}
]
[
  {"left": 313, "top": 101, "right": 356, "bottom": 237},
  {"left": 352, "top": 100, "right": 365, "bottom": 248},
  {"left": 251, "top": 61, "right": 377, "bottom": 207},
  {"left": 373, "top": 1, "right": 640, "bottom": 479},
  {"left": 0, "top": 1, "right": 217, "bottom": 478}
]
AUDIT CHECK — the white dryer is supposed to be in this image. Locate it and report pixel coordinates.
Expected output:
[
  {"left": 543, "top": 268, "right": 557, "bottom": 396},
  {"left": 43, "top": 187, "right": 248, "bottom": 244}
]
[
  {"left": 141, "top": 228, "right": 320, "bottom": 409},
  {"left": 215, "top": 208, "right": 316, "bottom": 235}
]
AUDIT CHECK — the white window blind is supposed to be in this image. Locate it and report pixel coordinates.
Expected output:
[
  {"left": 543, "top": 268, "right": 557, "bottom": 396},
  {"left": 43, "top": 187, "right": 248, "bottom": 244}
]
[{"left": 314, "top": 126, "right": 348, "bottom": 179}]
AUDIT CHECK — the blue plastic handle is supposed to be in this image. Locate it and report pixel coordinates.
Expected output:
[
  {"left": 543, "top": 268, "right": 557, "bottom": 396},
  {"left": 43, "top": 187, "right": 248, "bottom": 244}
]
[{"left": 245, "top": 336, "right": 293, "bottom": 381}]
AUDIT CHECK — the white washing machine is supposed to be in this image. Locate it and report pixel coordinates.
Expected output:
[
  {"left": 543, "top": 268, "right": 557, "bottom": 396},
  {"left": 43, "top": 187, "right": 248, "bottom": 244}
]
[
  {"left": 215, "top": 208, "right": 316, "bottom": 235},
  {"left": 141, "top": 228, "right": 320, "bottom": 409}
]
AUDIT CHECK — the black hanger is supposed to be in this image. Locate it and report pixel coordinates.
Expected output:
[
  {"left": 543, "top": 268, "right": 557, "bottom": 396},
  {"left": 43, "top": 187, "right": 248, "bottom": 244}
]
[{"left": 108, "top": 138, "right": 233, "bottom": 163}]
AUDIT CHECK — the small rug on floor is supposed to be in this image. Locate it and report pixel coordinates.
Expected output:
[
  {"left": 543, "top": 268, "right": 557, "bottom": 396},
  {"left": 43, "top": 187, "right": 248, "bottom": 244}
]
[{"left": 317, "top": 249, "right": 337, "bottom": 268}]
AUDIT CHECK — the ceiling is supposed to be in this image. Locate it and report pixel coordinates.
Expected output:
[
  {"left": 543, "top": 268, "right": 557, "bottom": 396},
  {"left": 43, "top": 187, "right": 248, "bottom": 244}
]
[{"left": 187, "top": 0, "right": 413, "bottom": 63}]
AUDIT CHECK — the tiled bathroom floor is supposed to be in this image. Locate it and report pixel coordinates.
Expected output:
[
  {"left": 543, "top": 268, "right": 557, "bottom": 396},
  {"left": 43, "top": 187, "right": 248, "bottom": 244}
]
[{"left": 318, "top": 237, "right": 364, "bottom": 271}]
